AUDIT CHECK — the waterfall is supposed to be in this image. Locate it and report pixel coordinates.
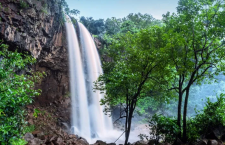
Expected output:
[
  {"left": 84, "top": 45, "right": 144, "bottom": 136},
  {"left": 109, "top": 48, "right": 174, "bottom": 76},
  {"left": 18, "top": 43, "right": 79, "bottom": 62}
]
[
  {"left": 65, "top": 16, "right": 91, "bottom": 139},
  {"left": 78, "top": 22, "right": 113, "bottom": 136},
  {"left": 65, "top": 17, "right": 113, "bottom": 142}
]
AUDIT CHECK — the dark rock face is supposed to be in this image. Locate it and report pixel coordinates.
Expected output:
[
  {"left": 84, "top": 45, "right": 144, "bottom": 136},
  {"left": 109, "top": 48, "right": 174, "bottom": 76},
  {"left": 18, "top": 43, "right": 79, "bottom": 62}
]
[
  {"left": 0, "top": 0, "right": 69, "bottom": 106},
  {"left": 0, "top": 0, "right": 70, "bottom": 132},
  {"left": 24, "top": 131, "right": 89, "bottom": 145}
]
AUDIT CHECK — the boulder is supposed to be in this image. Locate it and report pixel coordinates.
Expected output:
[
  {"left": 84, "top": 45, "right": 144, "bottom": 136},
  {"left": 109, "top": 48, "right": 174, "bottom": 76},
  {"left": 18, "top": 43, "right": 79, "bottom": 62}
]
[
  {"left": 206, "top": 132, "right": 219, "bottom": 140},
  {"left": 69, "top": 134, "right": 77, "bottom": 139},
  {"left": 197, "top": 139, "right": 208, "bottom": 145},
  {"left": 76, "top": 138, "right": 89, "bottom": 145},
  {"left": 148, "top": 139, "right": 157, "bottom": 145},
  {"left": 217, "top": 140, "right": 223, "bottom": 145},
  {"left": 220, "top": 134, "right": 225, "bottom": 142},
  {"left": 132, "top": 140, "right": 148, "bottom": 145},
  {"left": 107, "top": 143, "right": 116, "bottom": 145},
  {"left": 24, "top": 133, "right": 34, "bottom": 142},
  {"left": 52, "top": 137, "right": 64, "bottom": 145},
  {"left": 94, "top": 140, "right": 107, "bottom": 145},
  {"left": 27, "top": 138, "right": 43, "bottom": 145},
  {"left": 207, "top": 140, "right": 218, "bottom": 145},
  {"left": 173, "top": 138, "right": 183, "bottom": 145}
]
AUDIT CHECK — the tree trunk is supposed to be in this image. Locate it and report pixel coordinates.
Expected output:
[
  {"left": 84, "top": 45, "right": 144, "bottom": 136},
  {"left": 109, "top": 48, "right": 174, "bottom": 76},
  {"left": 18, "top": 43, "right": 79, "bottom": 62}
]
[
  {"left": 124, "top": 102, "right": 135, "bottom": 145},
  {"left": 177, "top": 91, "right": 182, "bottom": 139},
  {"left": 183, "top": 87, "right": 190, "bottom": 143},
  {"left": 125, "top": 94, "right": 129, "bottom": 145},
  {"left": 125, "top": 111, "right": 128, "bottom": 144}
]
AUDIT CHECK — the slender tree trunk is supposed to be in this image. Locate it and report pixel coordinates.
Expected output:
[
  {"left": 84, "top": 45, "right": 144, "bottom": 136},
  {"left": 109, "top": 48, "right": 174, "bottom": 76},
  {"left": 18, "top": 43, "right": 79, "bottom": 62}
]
[
  {"left": 177, "top": 91, "right": 182, "bottom": 139},
  {"left": 125, "top": 111, "right": 128, "bottom": 144},
  {"left": 125, "top": 93, "right": 129, "bottom": 144},
  {"left": 183, "top": 87, "right": 190, "bottom": 143},
  {"left": 124, "top": 101, "right": 135, "bottom": 145}
]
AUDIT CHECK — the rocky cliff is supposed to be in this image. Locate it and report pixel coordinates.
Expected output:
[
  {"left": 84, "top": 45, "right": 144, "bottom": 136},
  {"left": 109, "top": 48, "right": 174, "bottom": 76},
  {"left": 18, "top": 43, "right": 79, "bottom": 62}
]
[{"left": 0, "top": 0, "right": 71, "bottom": 125}]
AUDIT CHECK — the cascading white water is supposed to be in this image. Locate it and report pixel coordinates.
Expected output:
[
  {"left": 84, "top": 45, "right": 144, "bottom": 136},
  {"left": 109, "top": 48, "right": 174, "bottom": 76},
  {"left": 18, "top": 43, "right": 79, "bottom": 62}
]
[
  {"left": 78, "top": 23, "right": 113, "bottom": 137},
  {"left": 65, "top": 17, "right": 113, "bottom": 143},
  {"left": 65, "top": 16, "right": 91, "bottom": 139}
]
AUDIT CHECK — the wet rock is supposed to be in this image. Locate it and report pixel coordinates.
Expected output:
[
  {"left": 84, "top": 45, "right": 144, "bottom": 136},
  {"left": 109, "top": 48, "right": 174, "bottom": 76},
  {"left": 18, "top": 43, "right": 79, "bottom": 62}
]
[
  {"left": 148, "top": 139, "right": 157, "bottom": 145},
  {"left": 76, "top": 138, "right": 89, "bottom": 145},
  {"left": 221, "top": 134, "right": 225, "bottom": 141},
  {"left": 94, "top": 37, "right": 102, "bottom": 49},
  {"left": 197, "top": 139, "right": 208, "bottom": 145},
  {"left": 206, "top": 132, "right": 219, "bottom": 140},
  {"left": 52, "top": 137, "right": 63, "bottom": 145},
  {"left": 107, "top": 143, "right": 116, "bottom": 145},
  {"left": 217, "top": 140, "right": 223, "bottom": 145},
  {"left": 158, "top": 143, "right": 171, "bottom": 145},
  {"left": 94, "top": 140, "right": 107, "bottom": 145},
  {"left": 174, "top": 138, "right": 183, "bottom": 145},
  {"left": 133, "top": 140, "right": 148, "bottom": 145},
  {"left": 69, "top": 134, "right": 77, "bottom": 139},
  {"left": 24, "top": 133, "right": 34, "bottom": 142},
  {"left": 207, "top": 140, "right": 218, "bottom": 145},
  {"left": 28, "top": 138, "right": 43, "bottom": 145}
]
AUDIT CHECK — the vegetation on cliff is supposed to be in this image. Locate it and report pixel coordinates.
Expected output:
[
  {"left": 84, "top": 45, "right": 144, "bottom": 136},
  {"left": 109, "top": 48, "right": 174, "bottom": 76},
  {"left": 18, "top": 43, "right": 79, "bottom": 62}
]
[{"left": 0, "top": 42, "right": 44, "bottom": 144}]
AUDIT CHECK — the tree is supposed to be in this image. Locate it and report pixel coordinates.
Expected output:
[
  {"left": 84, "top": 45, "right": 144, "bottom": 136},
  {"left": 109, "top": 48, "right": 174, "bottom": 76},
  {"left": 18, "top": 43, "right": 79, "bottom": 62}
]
[
  {"left": 162, "top": 0, "right": 225, "bottom": 142},
  {"left": 0, "top": 42, "right": 43, "bottom": 144},
  {"left": 120, "top": 20, "right": 138, "bottom": 34},
  {"left": 105, "top": 18, "right": 121, "bottom": 35},
  {"left": 123, "top": 13, "right": 162, "bottom": 30},
  {"left": 59, "top": 0, "right": 80, "bottom": 16},
  {"left": 58, "top": 0, "right": 80, "bottom": 29},
  {"left": 80, "top": 17, "right": 105, "bottom": 35},
  {"left": 95, "top": 26, "right": 168, "bottom": 145}
]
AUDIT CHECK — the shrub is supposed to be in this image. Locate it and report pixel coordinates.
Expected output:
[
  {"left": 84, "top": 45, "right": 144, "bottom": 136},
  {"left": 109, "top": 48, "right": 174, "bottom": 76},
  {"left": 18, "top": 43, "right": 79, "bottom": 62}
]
[
  {"left": 142, "top": 94, "right": 225, "bottom": 143},
  {"left": 145, "top": 114, "right": 180, "bottom": 143},
  {"left": 0, "top": 42, "right": 43, "bottom": 144},
  {"left": 189, "top": 94, "right": 225, "bottom": 139}
]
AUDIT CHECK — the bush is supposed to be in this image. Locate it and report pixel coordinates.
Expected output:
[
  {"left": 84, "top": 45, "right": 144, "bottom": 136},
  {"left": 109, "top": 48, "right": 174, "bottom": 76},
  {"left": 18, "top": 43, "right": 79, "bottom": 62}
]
[
  {"left": 145, "top": 114, "right": 180, "bottom": 143},
  {"left": 0, "top": 42, "right": 43, "bottom": 144},
  {"left": 189, "top": 94, "right": 225, "bottom": 139},
  {"left": 143, "top": 94, "right": 225, "bottom": 143}
]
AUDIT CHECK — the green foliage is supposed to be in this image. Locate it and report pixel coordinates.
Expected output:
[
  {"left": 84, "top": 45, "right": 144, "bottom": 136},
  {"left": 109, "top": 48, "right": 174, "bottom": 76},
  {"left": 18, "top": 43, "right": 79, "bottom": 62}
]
[
  {"left": 96, "top": 26, "right": 166, "bottom": 107},
  {"left": 95, "top": 26, "right": 170, "bottom": 144},
  {"left": 19, "top": 0, "right": 29, "bottom": 9},
  {"left": 80, "top": 16, "right": 105, "bottom": 35},
  {"left": 187, "top": 94, "right": 225, "bottom": 140},
  {"left": 148, "top": 114, "right": 179, "bottom": 143},
  {"left": 0, "top": 42, "right": 42, "bottom": 144},
  {"left": 33, "top": 108, "right": 41, "bottom": 118},
  {"left": 161, "top": 0, "right": 225, "bottom": 140},
  {"left": 41, "top": 8, "right": 48, "bottom": 14},
  {"left": 9, "top": 138, "right": 27, "bottom": 145},
  {"left": 23, "top": 125, "right": 35, "bottom": 133},
  {"left": 60, "top": 0, "right": 79, "bottom": 17},
  {"left": 57, "top": 0, "right": 79, "bottom": 26},
  {"left": 144, "top": 94, "right": 225, "bottom": 143},
  {"left": 80, "top": 13, "right": 162, "bottom": 37},
  {"left": 105, "top": 17, "right": 121, "bottom": 35},
  {"left": 95, "top": 0, "right": 225, "bottom": 143}
]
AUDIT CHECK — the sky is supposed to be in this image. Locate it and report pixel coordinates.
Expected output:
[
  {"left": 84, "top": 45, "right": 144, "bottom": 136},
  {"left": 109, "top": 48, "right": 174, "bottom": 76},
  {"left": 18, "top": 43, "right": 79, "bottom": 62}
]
[{"left": 66, "top": 0, "right": 179, "bottom": 20}]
